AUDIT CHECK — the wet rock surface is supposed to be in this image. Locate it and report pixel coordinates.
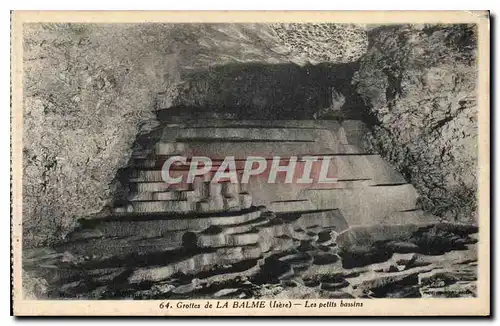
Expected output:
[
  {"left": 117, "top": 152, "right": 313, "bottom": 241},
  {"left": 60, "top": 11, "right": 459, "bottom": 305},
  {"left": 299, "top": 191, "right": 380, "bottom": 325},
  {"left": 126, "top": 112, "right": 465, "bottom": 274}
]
[{"left": 23, "top": 221, "right": 477, "bottom": 299}]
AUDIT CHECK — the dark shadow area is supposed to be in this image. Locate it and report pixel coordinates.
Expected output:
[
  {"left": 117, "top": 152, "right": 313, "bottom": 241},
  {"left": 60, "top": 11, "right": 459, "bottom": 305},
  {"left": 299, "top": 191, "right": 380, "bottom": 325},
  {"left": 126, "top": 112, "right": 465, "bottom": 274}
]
[
  {"left": 170, "top": 61, "right": 369, "bottom": 120},
  {"left": 339, "top": 223, "right": 479, "bottom": 269},
  {"left": 109, "top": 126, "right": 165, "bottom": 209}
]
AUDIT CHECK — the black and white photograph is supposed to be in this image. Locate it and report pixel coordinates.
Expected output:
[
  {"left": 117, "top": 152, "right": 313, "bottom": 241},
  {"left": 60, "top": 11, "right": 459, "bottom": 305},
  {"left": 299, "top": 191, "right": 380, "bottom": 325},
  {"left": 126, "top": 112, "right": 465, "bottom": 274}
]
[{"left": 10, "top": 10, "right": 490, "bottom": 316}]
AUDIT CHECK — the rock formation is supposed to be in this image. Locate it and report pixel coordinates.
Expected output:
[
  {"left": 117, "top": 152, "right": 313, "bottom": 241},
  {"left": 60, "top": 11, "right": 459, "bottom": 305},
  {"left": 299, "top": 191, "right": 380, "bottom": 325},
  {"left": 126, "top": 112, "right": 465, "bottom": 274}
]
[
  {"left": 353, "top": 24, "right": 478, "bottom": 223},
  {"left": 21, "top": 23, "right": 478, "bottom": 300},
  {"left": 271, "top": 23, "right": 368, "bottom": 64},
  {"left": 22, "top": 23, "right": 368, "bottom": 247},
  {"left": 24, "top": 219, "right": 477, "bottom": 299}
]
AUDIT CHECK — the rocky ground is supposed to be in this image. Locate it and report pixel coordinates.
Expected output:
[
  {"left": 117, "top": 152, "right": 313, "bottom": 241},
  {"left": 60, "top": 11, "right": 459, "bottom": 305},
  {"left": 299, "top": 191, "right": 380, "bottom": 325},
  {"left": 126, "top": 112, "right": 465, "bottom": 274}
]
[{"left": 23, "top": 209, "right": 477, "bottom": 300}]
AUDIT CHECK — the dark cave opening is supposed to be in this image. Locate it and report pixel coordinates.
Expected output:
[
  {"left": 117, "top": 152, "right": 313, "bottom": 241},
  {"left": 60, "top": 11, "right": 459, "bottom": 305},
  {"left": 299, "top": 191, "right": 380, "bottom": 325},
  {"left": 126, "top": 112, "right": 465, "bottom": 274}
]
[
  {"left": 165, "top": 61, "right": 370, "bottom": 120},
  {"left": 109, "top": 61, "right": 372, "bottom": 209}
]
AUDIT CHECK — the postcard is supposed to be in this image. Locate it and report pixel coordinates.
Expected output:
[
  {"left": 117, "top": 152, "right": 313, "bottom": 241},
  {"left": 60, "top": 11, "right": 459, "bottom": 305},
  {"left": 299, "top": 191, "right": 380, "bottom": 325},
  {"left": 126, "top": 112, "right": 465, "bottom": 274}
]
[{"left": 11, "top": 10, "right": 490, "bottom": 316}]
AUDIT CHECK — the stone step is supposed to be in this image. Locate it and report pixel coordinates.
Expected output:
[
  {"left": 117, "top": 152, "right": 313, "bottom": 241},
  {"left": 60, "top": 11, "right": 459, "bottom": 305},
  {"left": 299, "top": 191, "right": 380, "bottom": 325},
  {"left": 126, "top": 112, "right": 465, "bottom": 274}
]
[
  {"left": 268, "top": 199, "right": 316, "bottom": 213},
  {"left": 125, "top": 188, "right": 251, "bottom": 215},
  {"left": 291, "top": 209, "right": 349, "bottom": 233},
  {"left": 127, "top": 192, "right": 155, "bottom": 201},
  {"left": 213, "top": 216, "right": 270, "bottom": 235},
  {"left": 160, "top": 127, "right": 332, "bottom": 142},
  {"left": 305, "top": 184, "right": 419, "bottom": 226},
  {"left": 159, "top": 117, "right": 341, "bottom": 129},
  {"left": 78, "top": 208, "right": 263, "bottom": 237},
  {"left": 223, "top": 196, "right": 241, "bottom": 210},
  {"left": 128, "top": 155, "right": 396, "bottom": 187},
  {"left": 129, "top": 170, "right": 176, "bottom": 183},
  {"left": 130, "top": 155, "right": 352, "bottom": 171},
  {"left": 363, "top": 155, "right": 408, "bottom": 185},
  {"left": 156, "top": 110, "right": 237, "bottom": 120},
  {"left": 128, "top": 245, "right": 263, "bottom": 283},
  {"left": 127, "top": 197, "right": 245, "bottom": 214},
  {"left": 127, "top": 188, "right": 248, "bottom": 203},
  {"left": 239, "top": 193, "right": 253, "bottom": 209},
  {"left": 129, "top": 169, "right": 244, "bottom": 183},
  {"left": 131, "top": 200, "right": 192, "bottom": 213},
  {"left": 157, "top": 118, "right": 367, "bottom": 145},
  {"left": 155, "top": 141, "right": 359, "bottom": 158},
  {"left": 192, "top": 208, "right": 339, "bottom": 250},
  {"left": 159, "top": 117, "right": 364, "bottom": 132},
  {"left": 58, "top": 232, "right": 186, "bottom": 258},
  {"left": 195, "top": 198, "right": 224, "bottom": 213},
  {"left": 127, "top": 190, "right": 197, "bottom": 202},
  {"left": 243, "top": 153, "right": 407, "bottom": 206},
  {"left": 67, "top": 211, "right": 270, "bottom": 245},
  {"left": 130, "top": 182, "right": 173, "bottom": 192},
  {"left": 197, "top": 230, "right": 261, "bottom": 248},
  {"left": 266, "top": 235, "right": 296, "bottom": 253},
  {"left": 332, "top": 155, "right": 406, "bottom": 183},
  {"left": 153, "top": 191, "right": 186, "bottom": 201},
  {"left": 279, "top": 252, "right": 314, "bottom": 270}
]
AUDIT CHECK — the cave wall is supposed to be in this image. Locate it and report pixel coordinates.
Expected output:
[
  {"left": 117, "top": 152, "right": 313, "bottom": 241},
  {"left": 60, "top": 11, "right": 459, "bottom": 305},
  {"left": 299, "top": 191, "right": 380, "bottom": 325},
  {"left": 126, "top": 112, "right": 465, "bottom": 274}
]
[
  {"left": 23, "top": 24, "right": 170, "bottom": 247},
  {"left": 353, "top": 24, "right": 478, "bottom": 223},
  {"left": 22, "top": 23, "right": 368, "bottom": 247}
]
